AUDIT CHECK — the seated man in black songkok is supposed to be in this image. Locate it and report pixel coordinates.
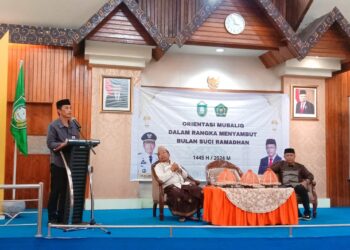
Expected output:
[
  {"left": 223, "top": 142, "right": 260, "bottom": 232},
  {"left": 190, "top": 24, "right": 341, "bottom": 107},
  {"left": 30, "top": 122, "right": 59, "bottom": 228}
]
[{"left": 270, "top": 148, "right": 314, "bottom": 220}]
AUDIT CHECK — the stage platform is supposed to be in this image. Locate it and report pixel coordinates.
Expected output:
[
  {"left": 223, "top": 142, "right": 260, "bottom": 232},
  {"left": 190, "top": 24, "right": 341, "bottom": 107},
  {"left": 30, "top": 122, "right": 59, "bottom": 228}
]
[{"left": 1, "top": 208, "right": 350, "bottom": 250}]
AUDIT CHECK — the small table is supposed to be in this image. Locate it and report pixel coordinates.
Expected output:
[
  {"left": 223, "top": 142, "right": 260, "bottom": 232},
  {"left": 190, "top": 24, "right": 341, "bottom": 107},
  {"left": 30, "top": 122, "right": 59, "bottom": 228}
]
[{"left": 203, "top": 186, "right": 298, "bottom": 226}]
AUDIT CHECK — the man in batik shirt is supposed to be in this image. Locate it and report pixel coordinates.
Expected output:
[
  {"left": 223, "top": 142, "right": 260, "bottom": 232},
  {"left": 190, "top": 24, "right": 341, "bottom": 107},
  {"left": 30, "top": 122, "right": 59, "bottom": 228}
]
[{"left": 271, "top": 148, "right": 314, "bottom": 220}]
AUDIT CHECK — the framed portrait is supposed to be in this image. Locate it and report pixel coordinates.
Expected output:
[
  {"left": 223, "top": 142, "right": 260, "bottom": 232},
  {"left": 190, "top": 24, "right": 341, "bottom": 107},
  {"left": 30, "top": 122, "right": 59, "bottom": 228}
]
[
  {"left": 101, "top": 76, "right": 131, "bottom": 112},
  {"left": 292, "top": 86, "right": 317, "bottom": 119}
]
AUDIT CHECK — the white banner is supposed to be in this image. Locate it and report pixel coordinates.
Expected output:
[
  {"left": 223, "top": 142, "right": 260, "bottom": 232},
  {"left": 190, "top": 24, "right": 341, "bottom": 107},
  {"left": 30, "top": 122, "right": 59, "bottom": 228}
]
[{"left": 130, "top": 87, "right": 289, "bottom": 181}]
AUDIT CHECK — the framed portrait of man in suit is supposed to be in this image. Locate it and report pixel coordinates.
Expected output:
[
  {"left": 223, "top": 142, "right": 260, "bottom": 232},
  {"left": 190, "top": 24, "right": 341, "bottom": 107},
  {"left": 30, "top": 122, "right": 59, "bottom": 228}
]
[
  {"left": 292, "top": 86, "right": 317, "bottom": 119},
  {"left": 101, "top": 76, "right": 131, "bottom": 112}
]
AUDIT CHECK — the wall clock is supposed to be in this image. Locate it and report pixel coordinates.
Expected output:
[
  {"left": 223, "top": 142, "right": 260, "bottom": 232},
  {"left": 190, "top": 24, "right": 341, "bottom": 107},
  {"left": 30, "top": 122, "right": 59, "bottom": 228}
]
[{"left": 225, "top": 13, "right": 245, "bottom": 35}]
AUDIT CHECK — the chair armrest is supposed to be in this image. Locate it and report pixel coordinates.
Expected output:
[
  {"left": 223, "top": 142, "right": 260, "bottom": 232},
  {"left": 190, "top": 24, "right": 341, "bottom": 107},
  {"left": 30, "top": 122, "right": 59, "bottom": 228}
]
[
  {"left": 187, "top": 175, "right": 201, "bottom": 186},
  {"left": 158, "top": 183, "right": 165, "bottom": 203},
  {"left": 304, "top": 180, "right": 317, "bottom": 196}
]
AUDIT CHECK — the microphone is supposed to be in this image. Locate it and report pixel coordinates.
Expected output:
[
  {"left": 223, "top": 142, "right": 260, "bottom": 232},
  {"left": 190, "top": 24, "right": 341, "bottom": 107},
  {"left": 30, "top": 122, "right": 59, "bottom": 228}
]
[
  {"left": 71, "top": 117, "right": 81, "bottom": 131},
  {"left": 71, "top": 117, "right": 96, "bottom": 155}
]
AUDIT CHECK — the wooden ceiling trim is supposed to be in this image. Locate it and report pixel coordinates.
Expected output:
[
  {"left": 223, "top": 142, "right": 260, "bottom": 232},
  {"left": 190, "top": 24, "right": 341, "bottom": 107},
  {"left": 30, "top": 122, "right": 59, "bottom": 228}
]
[
  {"left": 341, "top": 61, "right": 350, "bottom": 72},
  {"left": 286, "top": 0, "right": 313, "bottom": 31},
  {"left": 272, "top": 0, "right": 313, "bottom": 31},
  {"left": 137, "top": 0, "right": 205, "bottom": 39},
  {"left": 175, "top": 0, "right": 224, "bottom": 47},
  {"left": 308, "top": 26, "right": 350, "bottom": 59},
  {"left": 0, "top": 23, "right": 75, "bottom": 47},
  {"left": 335, "top": 8, "right": 350, "bottom": 37},
  {"left": 254, "top": 0, "right": 302, "bottom": 58},
  {"left": 301, "top": 7, "right": 350, "bottom": 56},
  {"left": 74, "top": 0, "right": 123, "bottom": 44},
  {"left": 88, "top": 4, "right": 157, "bottom": 46},
  {"left": 123, "top": 0, "right": 171, "bottom": 51},
  {"left": 297, "top": 10, "right": 343, "bottom": 58},
  {"left": 75, "top": 0, "right": 171, "bottom": 51},
  {"left": 1, "top": 0, "right": 349, "bottom": 64},
  {"left": 256, "top": 0, "right": 350, "bottom": 68},
  {"left": 259, "top": 49, "right": 295, "bottom": 68},
  {"left": 187, "top": 0, "right": 285, "bottom": 50}
]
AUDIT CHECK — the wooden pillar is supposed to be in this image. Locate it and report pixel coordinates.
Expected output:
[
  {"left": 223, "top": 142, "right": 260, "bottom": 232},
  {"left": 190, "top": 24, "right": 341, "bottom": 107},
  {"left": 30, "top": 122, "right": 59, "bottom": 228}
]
[{"left": 0, "top": 32, "right": 9, "bottom": 199}]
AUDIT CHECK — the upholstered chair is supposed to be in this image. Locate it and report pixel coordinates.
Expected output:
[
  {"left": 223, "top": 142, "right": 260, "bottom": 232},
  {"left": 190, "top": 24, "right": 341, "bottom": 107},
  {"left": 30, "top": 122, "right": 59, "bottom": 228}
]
[
  {"left": 298, "top": 180, "right": 318, "bottom": 218},
  {"left": 151, "top": 162, "right": 201, "bottom": 221},
  {"left": 206, "top": 160, "right": 243, "bottom": 185}
]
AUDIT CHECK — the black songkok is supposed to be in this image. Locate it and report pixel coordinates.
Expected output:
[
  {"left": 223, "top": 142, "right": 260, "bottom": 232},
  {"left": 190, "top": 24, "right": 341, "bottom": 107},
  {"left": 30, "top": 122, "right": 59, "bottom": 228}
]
[
  {"left": 284, "top": 148, "right": 295, "bottom": 154},
  {"left": 56, "top": 99, "right": 71, "bottom": 109}
]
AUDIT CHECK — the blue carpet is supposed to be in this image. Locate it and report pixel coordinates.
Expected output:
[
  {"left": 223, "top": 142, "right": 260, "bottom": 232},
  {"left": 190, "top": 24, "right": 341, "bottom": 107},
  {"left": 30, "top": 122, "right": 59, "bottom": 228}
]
[
  {"left": 1, "top": 237, "right": 350, "bottom": 250},
  {"left": 1, "top": 208, "right": 350, "bottom": 249}
]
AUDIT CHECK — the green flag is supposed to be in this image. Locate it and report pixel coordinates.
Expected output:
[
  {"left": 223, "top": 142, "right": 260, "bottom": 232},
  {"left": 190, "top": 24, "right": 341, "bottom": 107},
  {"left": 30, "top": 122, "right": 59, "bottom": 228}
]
[{"left": 10, "top": 62, "right": 28, "bottom": 156}]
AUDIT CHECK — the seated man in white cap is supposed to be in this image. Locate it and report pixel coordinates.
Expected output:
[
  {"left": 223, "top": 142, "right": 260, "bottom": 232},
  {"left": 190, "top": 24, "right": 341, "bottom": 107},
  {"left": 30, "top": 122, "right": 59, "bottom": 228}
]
[
  {"left": 270, "top": 148, "right": 314, "bottom": 220},
  {"left": 153, "top": 146, "right": 202, "bottom": 222}
]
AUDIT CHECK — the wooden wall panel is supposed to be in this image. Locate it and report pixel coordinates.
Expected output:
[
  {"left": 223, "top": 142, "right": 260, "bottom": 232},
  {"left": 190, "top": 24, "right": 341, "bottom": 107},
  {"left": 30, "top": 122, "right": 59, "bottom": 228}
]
[
  {"left": 26, "top": 104, "right": 52, "bottom": 135},
  {"left": 5, "top": 44, "right": 92, "bottom": 208},
  {"left": 7, "top": 44, "right": 92, "bottom": 136},
  {"left": 271, "top": 0, "right": 313, "bottom": 31},
  {"left": 326, "top": 71, "right": 350, "bottom": 206},
  {"left": 271, "top": 0, "right": 286, "bottom": 18},
  {"left": 5, "top": 103, "right": 52, "bottom": 207},
  {"left": 138, "top": 0, "right": 204, "bottom": 38},
  {"left": 187, "top": 0, "right": 284, "bottom": 50},
  {"left": 309, "top": 26, "right": 350, "bottom": 59},
  {"left": 285, "top": 0, "right": 312, "bottom": 31},
  {"left": 88, "top": 4, "right": 156, "bottom": 46}
]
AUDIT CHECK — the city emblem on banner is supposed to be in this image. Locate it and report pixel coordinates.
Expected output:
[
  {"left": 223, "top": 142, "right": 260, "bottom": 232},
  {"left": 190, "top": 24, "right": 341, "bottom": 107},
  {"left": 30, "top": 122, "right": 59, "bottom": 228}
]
[
  {"left": 12, "top": 96, "right": 27, "bottom": 129},
  {"left": 197, "top": 101, "right": 207, "bottom": 117},
  {"left": 215, "top": 103, "right": 228, "bottom": 117}
]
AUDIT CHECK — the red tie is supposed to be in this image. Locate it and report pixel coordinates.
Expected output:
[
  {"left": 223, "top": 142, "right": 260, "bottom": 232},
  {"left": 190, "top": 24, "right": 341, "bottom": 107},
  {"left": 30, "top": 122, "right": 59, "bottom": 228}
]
[
  {"left": 300, "top": 103, "right": 304, "bottom": 113},
  {"left": 268, "top": 158, "right": 273, "bottom": 166}
]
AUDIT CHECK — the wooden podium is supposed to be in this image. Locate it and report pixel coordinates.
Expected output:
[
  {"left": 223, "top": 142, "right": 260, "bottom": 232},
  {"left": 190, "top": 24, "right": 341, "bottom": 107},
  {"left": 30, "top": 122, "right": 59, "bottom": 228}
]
[{"left": 60, "top": 139, "right": 100, "bottom": 224}]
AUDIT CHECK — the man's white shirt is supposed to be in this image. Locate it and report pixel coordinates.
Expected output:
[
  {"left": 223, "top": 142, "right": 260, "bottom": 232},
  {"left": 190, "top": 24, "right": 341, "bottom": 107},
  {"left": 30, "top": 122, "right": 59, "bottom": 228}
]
[{"left": 154, "top": 161, "right": 189, "bottom": 188}]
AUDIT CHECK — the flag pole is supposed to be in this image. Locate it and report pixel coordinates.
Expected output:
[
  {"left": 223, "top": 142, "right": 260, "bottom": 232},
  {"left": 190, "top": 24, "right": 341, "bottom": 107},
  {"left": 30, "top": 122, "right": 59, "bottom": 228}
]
[
  {"left": 11, "top": 60, "right": 24, "bottom": 200},
  {"left": 12, "top": 141, "right": 17, "bottom": 200}
]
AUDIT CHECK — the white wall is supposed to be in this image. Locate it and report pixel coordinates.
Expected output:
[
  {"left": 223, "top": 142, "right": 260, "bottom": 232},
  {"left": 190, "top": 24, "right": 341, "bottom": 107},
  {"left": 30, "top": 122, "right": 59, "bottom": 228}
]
[
  {"left": 89, "top": 52, "right": 331, "bottom": 209},
  {"left": 141, "top": 53, "right": 281, "bottom": 91}
]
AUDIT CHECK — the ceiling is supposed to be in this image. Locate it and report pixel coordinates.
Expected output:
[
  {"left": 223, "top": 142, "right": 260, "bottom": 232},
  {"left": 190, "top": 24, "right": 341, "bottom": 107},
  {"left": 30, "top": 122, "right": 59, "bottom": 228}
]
[
  {"left": 0, "top": 0, "right": 349, "bottom": 58},
  {"left": 0, "top": 0, "right": 349, "bottom": 30},
  {"left": 298, "top": 0, "right": 350, "bottom": 31},
  {"left": 0, "top": 0, "right": 108, "bottom": 29}
]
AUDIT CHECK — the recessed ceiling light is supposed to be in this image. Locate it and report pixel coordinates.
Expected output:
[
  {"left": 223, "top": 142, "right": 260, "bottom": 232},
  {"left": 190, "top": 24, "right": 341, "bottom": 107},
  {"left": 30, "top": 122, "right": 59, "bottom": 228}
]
[
  {"left": 216, "top": 48, "right": 224, "bottom": 53},
  {"left": 208, "top": 0, "right": 219, "bottom": 5}
]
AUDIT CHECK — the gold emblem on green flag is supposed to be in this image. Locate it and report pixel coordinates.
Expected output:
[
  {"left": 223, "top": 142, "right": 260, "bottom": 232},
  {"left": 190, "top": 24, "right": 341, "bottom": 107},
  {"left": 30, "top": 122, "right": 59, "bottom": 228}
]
[{"left": 10, "top": 62, "right": 28, "bottom": 156}]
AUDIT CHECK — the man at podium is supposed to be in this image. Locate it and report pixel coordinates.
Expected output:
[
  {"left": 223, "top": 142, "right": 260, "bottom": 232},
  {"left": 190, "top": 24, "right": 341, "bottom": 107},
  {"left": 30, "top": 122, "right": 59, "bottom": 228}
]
[{"left": 46, "top": 99, "right": 80, "bottom": 223}]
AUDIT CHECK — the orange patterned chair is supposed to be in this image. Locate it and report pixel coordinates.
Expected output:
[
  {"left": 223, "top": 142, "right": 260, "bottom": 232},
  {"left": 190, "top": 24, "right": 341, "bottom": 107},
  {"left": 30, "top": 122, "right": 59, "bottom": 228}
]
[{"left": 260, "top": 168, "right": 280, "bottom": 186}]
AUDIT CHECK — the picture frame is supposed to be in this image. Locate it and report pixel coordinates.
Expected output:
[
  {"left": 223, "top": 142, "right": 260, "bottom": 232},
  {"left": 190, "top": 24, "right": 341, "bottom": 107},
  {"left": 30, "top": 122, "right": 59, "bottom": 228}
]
[
  {"left": 291, "top": 86, "right": 317, "bottom": 119},
  {"left": 101, "top": 76, "right": 132, "bottom": 112}
]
